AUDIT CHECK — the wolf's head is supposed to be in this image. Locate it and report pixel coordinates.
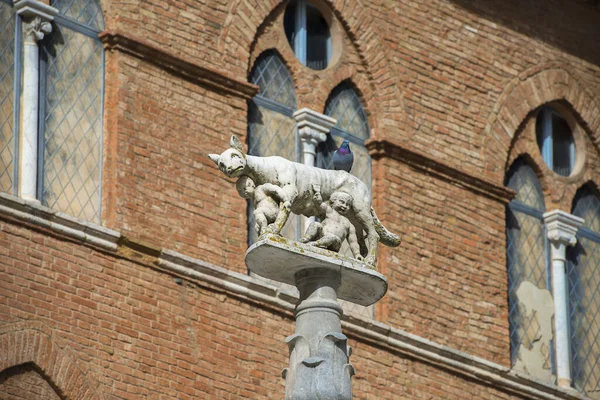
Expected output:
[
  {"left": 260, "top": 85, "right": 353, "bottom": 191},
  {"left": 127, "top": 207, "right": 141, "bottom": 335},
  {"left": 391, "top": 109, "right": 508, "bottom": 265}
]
[{"left": 208, "top": 135, "right": 247, "bottom": 178}]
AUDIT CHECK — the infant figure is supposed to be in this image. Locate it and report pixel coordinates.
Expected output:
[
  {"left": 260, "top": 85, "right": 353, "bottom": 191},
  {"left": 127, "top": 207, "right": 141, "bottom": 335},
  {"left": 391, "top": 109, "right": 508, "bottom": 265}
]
[
  {"left": 236, "top": 176, "right": 288, "bottom": 237},
  {"left": 300, "top": 185, "right": 363, "bottom": 261}
]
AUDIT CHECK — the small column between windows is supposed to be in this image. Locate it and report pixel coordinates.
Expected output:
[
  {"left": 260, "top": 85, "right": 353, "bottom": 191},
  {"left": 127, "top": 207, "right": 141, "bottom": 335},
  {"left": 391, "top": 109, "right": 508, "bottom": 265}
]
[
  {"left": 543, "top": 209, "right": 584, "bottom": 388},
  {"left": 294, "top": 108, "right": 336, "bottom": 167},
  {"left": 14, "top": 0, "right": 57, "bottom": 202},
  {"left": 294, "top": 108, "right": 336, "bottom": 226}
]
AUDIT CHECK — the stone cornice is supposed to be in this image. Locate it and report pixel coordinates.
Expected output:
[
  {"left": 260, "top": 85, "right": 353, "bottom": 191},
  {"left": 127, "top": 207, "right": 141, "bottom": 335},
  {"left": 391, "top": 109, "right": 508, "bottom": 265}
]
[
  {"left": 0, "top": 193, "right": 584, "bottom": 400},
  {"left": 367, "top": 139, "right": 515, "bottom": 204},
  {"left": 99, "top": 30, "right": 259, "bottom": 100},
  {"left": 0, "top": 193, "right": 120, "bottom": 251}
]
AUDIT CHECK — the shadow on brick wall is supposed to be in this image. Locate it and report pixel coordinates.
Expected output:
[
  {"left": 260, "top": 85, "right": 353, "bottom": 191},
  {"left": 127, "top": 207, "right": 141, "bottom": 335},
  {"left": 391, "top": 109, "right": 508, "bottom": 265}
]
[{"left": 450, "top": 0, "right": 600, "bottom": 66}]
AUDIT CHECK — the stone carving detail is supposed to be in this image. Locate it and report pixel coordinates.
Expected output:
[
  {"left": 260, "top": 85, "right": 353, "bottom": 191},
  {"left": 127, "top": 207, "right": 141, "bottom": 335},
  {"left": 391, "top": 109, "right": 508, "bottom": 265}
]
[
  {"left": 236, "top": 176, "right": 289, "bottom": 237},
  {"left": 209, "top": 135, "right": 401, "bottom": 266},
  {"left": 24, "top": 17, "right": 52, "bottom": 44},
  {"left": 283, "top": 332, "right": 354, "bottom": 400},
  {"left": 300, "top": 185, "right": 363, "bottom": 261}
]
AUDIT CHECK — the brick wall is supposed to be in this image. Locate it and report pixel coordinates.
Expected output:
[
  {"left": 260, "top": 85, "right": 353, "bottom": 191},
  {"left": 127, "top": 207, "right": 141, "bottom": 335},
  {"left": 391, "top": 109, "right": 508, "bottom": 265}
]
[
  {"left": 3, "top": 0, "right": 600, "bottom": 398},
  {"left": 1, "top": 219, "right": 526, "bottom": 399}
]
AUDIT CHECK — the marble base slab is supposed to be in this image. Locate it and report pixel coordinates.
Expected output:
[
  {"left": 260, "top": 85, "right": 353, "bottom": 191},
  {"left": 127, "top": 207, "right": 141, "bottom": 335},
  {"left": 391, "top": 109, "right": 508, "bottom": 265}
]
[{"left": 245, "top": 234, "right": 388, "bottom": 306}]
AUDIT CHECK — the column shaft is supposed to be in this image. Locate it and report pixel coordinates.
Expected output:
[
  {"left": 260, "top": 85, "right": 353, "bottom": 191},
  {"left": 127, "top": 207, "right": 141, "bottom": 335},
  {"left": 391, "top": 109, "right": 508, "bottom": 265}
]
[
  {"left": 550, "top": 242, "right": 571, "bottom": 387},
  {"left": 15, "top": 0, "right": 57, "bottom": 201},
  {"left": 543, "top": 210, "right": 583, "bottom": 388},
  {"left": 20, "top": 40, "right": 40, "bottom": 201}
]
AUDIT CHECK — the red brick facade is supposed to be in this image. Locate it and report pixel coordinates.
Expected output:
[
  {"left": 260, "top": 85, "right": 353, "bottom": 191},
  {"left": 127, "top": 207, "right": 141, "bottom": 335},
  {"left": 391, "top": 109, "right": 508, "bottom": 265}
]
[{"left": 2, "top": 0, "right": 600, "bottom": 398}]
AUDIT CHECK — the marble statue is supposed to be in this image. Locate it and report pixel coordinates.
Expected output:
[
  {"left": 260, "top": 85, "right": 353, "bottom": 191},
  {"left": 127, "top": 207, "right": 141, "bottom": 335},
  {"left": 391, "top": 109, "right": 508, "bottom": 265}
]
[
  {"left": 209, "top": 135, "right": 400, "bottom": 265},
  {"left": 236, "top": 175, "right": 289, "bottom": 237},
  {"left": 300, "top": 185, "right": 363, "bottom": 261}
]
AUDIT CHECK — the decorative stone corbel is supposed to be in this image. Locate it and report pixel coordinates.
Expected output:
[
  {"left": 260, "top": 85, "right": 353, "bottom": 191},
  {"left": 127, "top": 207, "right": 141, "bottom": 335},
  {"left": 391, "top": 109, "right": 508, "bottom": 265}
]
[
  {"left": 293, "top": 108, "right": 336, "bottom": 167},
  {"left": 543, "top": 209, "right": 584, "bottom": 389},
  {"left": 14, "top": 0, "right": 58, "bottom": 202}
]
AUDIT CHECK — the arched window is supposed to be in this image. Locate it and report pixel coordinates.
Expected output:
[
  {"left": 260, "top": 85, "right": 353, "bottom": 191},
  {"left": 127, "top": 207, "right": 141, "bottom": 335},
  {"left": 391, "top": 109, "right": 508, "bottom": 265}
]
[
  {"left": 0, "top": 0, "right": 17, "bottom": 194},
  {"left": 320, "top": 81, "right": 371, "bottom": 189},
  {"left": 40, "top": 0, "right": 105, "bottom": 222},
  {"left": 568, "top": 185, "right": 600, "bottom": 395},
  {"left": 247, "top": 51, "right": 299, "bottom": 243},
  {"left": 505, "top": 158, "right": 550, "bottom": 371}
]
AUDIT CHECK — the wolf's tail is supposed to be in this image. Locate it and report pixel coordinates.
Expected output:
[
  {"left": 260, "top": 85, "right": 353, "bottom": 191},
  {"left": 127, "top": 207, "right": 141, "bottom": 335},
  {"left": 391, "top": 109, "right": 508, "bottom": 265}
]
[{"left": 371, "top": 207, "right": 401, "bottom": 247}]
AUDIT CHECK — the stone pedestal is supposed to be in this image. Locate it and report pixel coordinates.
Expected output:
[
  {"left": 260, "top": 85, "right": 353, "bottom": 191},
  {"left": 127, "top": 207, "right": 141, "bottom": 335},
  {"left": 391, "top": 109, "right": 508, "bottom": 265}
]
[{"left": 246, "top": 234, "right": 387, "bottom": 400}]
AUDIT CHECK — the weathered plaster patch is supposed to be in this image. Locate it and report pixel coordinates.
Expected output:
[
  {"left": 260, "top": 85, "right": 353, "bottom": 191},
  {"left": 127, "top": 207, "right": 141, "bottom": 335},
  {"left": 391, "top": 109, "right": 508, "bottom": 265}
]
[{"left": 513, "top": 281, "right": 556, "bottom": 383}]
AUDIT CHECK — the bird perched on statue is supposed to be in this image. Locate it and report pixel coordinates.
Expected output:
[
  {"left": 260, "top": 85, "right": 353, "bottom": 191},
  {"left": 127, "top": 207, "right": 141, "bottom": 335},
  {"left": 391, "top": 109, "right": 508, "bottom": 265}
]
[{"left": 332, "top": 140, "right": 354, "bottom": 172}]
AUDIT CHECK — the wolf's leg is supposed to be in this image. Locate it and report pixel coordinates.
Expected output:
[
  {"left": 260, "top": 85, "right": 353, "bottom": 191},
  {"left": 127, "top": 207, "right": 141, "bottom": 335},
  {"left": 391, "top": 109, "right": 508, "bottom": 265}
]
[{"left": 355, "top": 207, "right": 380, "bottom": 265}]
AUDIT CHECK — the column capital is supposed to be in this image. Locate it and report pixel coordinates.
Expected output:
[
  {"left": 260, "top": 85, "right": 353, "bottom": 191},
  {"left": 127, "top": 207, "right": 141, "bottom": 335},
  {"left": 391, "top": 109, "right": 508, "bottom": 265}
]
[
  {"left": 543, "top": 209, "right": 584, "bottom": 246},
  {"left": 293, "top": 108, "right": 336, "bottom": 144},
  {"left": 16, "top": 0, "right": 57, "bottom": 44},
  {"left": 15, "top": 0, "right": 58, "bottom": 21}
]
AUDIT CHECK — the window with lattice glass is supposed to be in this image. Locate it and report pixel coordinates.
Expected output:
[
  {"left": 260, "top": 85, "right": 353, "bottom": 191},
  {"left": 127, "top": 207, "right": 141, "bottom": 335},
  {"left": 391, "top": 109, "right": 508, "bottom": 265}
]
[
  {"left": 0, "top": 0, "right": 104, "bottom": 222},
  {"left": 568, "top": 185, "right": 600, "bottom": 398},
  {"left": 39, "top": 0, "right": 105, "bottom": 223},
  {"left": 505, "top": 158, "right": 554, "bottom": 379},
  {"left": 0, "top": 0, "right": 16, "bottom": 194}
]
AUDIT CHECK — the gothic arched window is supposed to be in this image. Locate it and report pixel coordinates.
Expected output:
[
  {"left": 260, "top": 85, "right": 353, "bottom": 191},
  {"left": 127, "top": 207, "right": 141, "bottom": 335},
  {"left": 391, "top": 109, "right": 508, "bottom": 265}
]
[
  {"left": 568, "top": 185, "right": 600, "bottom": 395},
  {"left": 320, "top": 81, "right": 371, "bottom": 189},
  {"left": 505, "top": 158, "right": 549, "bottom": 368},
  {"left": 247, "top": 51, "right": 299, "bottom": 243}
]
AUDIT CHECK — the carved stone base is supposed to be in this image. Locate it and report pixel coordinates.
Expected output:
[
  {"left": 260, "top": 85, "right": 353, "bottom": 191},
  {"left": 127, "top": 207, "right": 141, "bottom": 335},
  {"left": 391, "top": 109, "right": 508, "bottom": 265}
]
[{"left": 245, "top": 234, "right": 388, "bottom": 400}]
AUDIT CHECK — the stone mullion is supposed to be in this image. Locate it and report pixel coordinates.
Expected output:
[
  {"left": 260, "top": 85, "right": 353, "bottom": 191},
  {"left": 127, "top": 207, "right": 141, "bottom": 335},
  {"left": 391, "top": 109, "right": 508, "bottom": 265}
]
[
  {"left": 543, "top": 209, "right": 584, "bottom": 388},
  {"left": 14, "top": 0, "right": 57, "bottom": 202}
]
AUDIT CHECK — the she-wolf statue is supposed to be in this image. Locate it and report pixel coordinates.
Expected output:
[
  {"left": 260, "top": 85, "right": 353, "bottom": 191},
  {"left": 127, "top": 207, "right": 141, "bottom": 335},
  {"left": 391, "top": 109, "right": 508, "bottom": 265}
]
[{"left": 208, "top": 135, "right": 400, "bottom": 265}]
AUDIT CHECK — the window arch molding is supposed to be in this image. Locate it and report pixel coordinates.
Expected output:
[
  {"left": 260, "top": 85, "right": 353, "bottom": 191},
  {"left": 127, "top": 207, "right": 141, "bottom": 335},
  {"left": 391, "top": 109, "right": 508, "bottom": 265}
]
[
  {"left": 244, "top": 0, "right": 404, "bottom": 137},
  {"left": 504, "top": 102, "right": 591, "bottom": 207},
  {"left": 485, "top": 68, "right": 600, "bottom": 184}
]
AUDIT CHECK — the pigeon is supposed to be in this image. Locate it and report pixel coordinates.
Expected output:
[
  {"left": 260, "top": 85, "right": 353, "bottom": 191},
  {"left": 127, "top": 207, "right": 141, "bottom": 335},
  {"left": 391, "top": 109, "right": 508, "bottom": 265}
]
[{"left": 332, "top": 140, "right": 354, "bottom": 172}]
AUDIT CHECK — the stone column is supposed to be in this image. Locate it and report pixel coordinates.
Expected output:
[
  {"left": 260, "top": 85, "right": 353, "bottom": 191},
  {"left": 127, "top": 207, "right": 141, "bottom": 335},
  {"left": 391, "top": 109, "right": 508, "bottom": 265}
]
[
  {"left": 293, "top": 108, "right": 336, "bottom": 168},
  {"left": 293, "top": 108, "right": 336, "bottom": 229},
  {"left": 543, "top": 209, "right": 583, "bottom": 388},
  {"left": 245, "top": 235, "right": 387, "bottom": 400},
  {"left": 14, "top": 0, "right": 57, "bottom": 202}
]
